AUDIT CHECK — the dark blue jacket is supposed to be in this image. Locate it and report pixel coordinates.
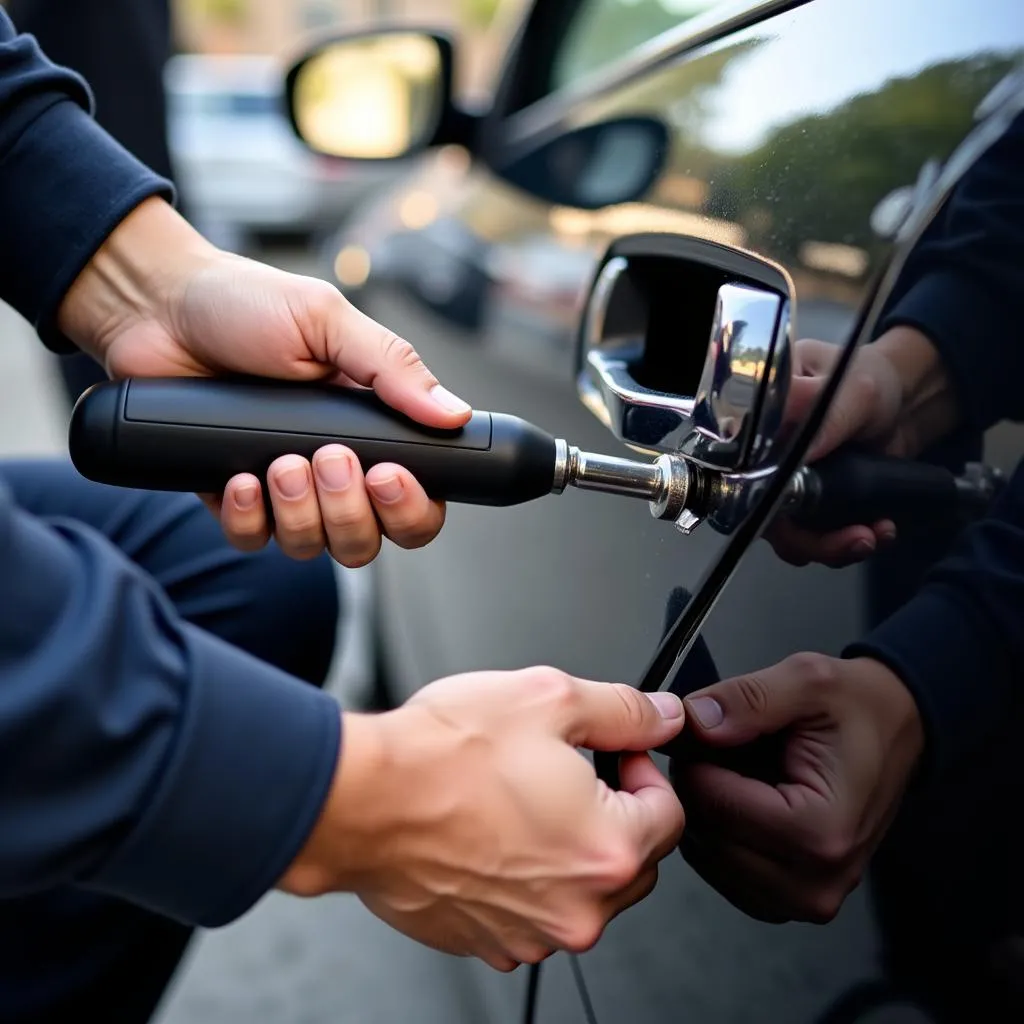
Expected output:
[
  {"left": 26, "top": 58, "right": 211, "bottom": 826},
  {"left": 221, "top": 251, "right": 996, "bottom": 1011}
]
[
  {"left": 0, "top": 11, "right": 340, "bottom": 927},
  {"left": 851, "top": 112, "right": 1024, "bottom": 781}
]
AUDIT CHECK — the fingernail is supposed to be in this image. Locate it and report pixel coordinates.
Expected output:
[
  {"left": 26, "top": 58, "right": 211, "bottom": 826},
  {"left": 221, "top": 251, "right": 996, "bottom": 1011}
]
[
  {"left": 370, "top": 475, "right": 403, "bottom": 504},
  {"left": 878, "top": 525, "right": 898, "bottom": 544},
  {"left": 233, "top": 483, "right": 259, "bottom": 511},
  {"left": 430, "top": 384, "right": 471, "bottom": 415},
  {"left": 647, "top": 691, "right": 684, "bottom": 719},
  {"left": 851, "top": 539, "right": 875, "bottom": 558},
  {"left": 685, "top": 696, "right": 724, "bottom": 729},
  {"left": 316, "top": 453, "right": 352, "bottom": 492},
  {"left": 275, "top": 465, "right": 309, "bottom": 500}
]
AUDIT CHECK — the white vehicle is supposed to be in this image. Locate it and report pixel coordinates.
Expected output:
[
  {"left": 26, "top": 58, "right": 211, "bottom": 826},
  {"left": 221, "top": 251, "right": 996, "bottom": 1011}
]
[{"left": 165, "top": 54, "right": 400, "bottom": 248}]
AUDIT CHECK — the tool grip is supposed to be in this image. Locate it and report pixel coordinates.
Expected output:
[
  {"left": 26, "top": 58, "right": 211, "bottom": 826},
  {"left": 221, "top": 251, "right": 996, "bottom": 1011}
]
[
  {"left": 792, "top": 450, "right": 962, "bottom": 531},
  {"left": 69, "top": 378, "right": 558, "bottom": 507}
]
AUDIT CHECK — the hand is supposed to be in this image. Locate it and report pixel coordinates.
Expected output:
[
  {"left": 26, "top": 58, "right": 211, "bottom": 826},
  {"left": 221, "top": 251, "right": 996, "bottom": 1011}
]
[
  {"left": 768, "top": 328, "right": 958, "bottom": 568},
  {"left": 57, "top": 198, "right": 472, "bottom": 565},
  {"left": 672, "top": 654, "right": 923, "bottom": 924},
  {"left": 280, "top": 668, "right": 687, "bottom": 971}
]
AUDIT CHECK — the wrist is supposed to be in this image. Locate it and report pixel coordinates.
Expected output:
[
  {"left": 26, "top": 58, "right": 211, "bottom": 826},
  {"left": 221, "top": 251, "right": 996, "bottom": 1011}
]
[
  {"left": 871, "top": 325, "right": 960, "bottom": 455},
  {"left": 56, "top": 197, "right": 219, "bottom": 367},
  {"left": 850, "top": 656, "right": 925, "bottom": 776},
  {"left": 278, "top": 710, "right": 393, "bottom": 897}
]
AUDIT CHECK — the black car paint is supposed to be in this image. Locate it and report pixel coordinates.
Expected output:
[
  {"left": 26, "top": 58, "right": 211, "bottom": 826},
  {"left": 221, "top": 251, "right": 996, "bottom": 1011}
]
[{"left": 320, "top": 0, "right": 1024, "bottom": 1020}]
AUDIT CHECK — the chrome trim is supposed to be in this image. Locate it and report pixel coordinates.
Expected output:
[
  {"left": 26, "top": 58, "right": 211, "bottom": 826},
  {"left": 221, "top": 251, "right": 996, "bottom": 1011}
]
[
  {"left": 503, "top": 0, "right": 810, "bottom": 147},
  {"left": 680, "top": 283, "right": 783, "bottom": 472},
  {"left": 550, "top": 437, "right": 570, "bottom": 493}
]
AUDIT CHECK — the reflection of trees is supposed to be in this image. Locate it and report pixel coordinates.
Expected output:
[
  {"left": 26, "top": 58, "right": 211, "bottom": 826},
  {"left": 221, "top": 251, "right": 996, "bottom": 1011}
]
[
  {"left": 707, "top": 53, "right": 1018, "bottom": 266},
  {"left": 554, "top": 0, "right": 722, "bottom": 90}
]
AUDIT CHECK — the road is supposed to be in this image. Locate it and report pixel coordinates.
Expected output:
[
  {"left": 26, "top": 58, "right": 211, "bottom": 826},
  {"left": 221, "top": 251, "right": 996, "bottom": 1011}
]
[{"left": 0, "top": 254, "right": 929, "bottom": 1024}]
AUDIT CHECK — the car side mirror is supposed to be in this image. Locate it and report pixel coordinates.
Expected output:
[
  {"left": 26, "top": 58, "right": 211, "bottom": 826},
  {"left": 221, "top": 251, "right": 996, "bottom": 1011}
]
[{"left": 286, "top": 30, "right": 467, "bottom": 159}]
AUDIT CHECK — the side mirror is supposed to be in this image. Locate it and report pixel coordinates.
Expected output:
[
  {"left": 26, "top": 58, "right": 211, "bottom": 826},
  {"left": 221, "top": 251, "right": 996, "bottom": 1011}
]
[
  {"left": 286, "top": 30, "right": 460, "bottom": 160},
  {"left": 494, "top": 116, "right": 669, "bottom": 211}
]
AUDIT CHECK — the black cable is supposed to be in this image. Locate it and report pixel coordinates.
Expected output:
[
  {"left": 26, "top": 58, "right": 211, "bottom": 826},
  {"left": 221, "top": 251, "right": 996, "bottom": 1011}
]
[
  {"left": 522, "top": 963, "right": 541, "bottom": 1024},
  {"left": 570, "top": 955, "right": 600, "bottom": 1024},
  {"left": 522, "top": 956, "right": 600, "bottom": 1024}
]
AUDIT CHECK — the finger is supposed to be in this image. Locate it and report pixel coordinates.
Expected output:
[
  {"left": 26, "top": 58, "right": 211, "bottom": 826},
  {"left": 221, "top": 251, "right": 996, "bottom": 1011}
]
[
  {"left": 682, "top": 653, "right": 834, "bottom": 747},
  {"left": 562, "top": 681, "right": 685, "bottom": 752},
  {"left": 675, "top": 762, "right": 811, "bottom": 859},
  {"left": 218, "top": 474, "right": 271, "bottom": 552},
  {"left": 310, "top": 446, "right": 382, "bottom": 568},
  {"left": 603, "top": 864, "right": 659, "bottom": 923},
  {"left": 767, "top": 517, "right": 879, "bottom": 568},
  {"left": 326, "top": 299, "right": 472, "bottom": 428},
  {"left": 615, "top": 752, "right": 686, "bottom": 862},
  {"left": 606, "top": 752, "right": 686, "bottom": 868},
  {"left": 266, "top": 455, "right": 327, "bottom": 560},
  {"left": 680, "top": 831, "right": 806, "bottom": 924},
  {"left": 365, "top": 463, "right": 446, "bottom": 550}
]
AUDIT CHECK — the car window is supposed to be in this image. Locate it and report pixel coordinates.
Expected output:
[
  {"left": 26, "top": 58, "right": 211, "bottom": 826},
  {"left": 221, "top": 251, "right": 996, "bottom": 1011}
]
[{"left": 549, "top": 0, "right": 729, "bottom": 95}]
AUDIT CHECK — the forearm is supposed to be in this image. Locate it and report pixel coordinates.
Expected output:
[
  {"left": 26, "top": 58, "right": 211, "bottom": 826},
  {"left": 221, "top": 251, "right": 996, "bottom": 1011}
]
[
  {"left": 0, "top": 481, "right": 341, "bottom": 925},
  {"left": 0, "top": 9, "right": 172, "bottom": 349},
  {"left": 871, "top": 324, "right": 961, "bottom": 457}
]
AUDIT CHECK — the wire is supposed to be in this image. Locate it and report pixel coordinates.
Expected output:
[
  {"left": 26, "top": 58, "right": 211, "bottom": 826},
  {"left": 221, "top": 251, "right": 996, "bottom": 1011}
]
[
  {"left": 570, "top": 955, "right": 600, "bottom": 1024},
  {"left": 522, "top": 963, "right": 541, "bottom": 1024}
]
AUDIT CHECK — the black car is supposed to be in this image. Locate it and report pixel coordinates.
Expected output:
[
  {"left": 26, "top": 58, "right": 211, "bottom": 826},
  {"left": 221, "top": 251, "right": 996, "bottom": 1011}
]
[{"left": 279, "top": 2, "right": 1024, "bottom": 1021}]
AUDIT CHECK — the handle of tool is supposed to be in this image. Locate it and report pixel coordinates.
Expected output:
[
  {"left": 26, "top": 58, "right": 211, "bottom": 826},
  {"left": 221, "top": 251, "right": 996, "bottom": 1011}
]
[
  {"left": 69, "top": 377, "right": 558, "bottom": 506},
  {"left": 792, "top": 450, "right": 966, "bottom": 531}
]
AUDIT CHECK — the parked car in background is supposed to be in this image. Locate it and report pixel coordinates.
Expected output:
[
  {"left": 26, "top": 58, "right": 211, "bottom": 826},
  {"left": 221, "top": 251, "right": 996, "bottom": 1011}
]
[
  {"left": 165, "top": 53, "right": 404, "bottom": 249},
  {"left": 286, "top": 3, "right": 1024, "bottom": 1022}
]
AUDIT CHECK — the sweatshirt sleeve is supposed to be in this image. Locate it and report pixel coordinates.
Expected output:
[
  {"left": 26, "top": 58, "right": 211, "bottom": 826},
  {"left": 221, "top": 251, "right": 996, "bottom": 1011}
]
[
  {"left": 877, "top": 111, "right": 1024, "bottom": 431},
  {"left": 0, "top": 9, "right": 172, "bottom": 350},
  {"left": 0, "top": 478, "right": 342, "bottom": 927},
  {"left": 845, "top": 460, "right": 1024, "bottom": 783}
]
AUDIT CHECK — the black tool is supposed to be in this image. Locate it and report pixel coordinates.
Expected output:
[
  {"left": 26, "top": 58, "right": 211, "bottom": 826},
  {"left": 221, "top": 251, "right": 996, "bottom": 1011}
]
[{"left": 69, "top": 377, "right": 1001, "bottom": 532}]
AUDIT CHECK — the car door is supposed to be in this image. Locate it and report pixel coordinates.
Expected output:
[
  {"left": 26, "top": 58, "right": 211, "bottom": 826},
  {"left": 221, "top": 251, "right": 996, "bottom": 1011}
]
[{"left": 317, "top": 1, "right": 1024, "bottom": 1020}]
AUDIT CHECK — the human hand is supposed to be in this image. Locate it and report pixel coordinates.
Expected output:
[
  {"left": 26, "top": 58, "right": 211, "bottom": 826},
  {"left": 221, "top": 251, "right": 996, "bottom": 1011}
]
[
  {"left": 57, "top": 198, "right": 471, "bottom": 565},
  {"left": 280, "top": 668, "right": 686, "bottom": 971},
  {"left": 672, "top": 654, "right": 923, "bottom": 924},
  {"left": 768, "top": 328, "right": 957, "bottom": 567}
]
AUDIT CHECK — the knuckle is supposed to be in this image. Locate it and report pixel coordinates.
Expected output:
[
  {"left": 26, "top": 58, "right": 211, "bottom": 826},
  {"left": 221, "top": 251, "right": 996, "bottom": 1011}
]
[
  {"left": 806, "top": 829, "right": 854, "bottom": 870},
  {"left": 804, "top": 889, "right": 845, "bottom": 925},
  {"left": 333, "top": 536, "right": 382, "bottom": 569},
  {"left": 733, "top": 672, "right": 771, "bottom": 716},
  {"left": 611, "top": 684, "right": 648, "bottom": 732},
  {"left": 381, "top": 331, "right": 430, "bottom": 376},
  {"left": 598, "top": 841, "right": 643, "bottom": 891},
  {"left": 533, "top": 666, "right": 577, "bottom": 708},
  {"left": 785, "top": 652, "right": 838, "bottom": 694},
  {"left": 563, "top": 912, "right": 605, "bottom": 954},
  {"left": 514, "top": 944, "right": 550, "bottom": 966}
]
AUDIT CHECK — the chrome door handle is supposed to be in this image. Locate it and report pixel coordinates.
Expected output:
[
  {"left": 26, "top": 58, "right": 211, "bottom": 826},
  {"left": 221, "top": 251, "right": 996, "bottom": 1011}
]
[{"left": 576, "top": 235, "right": 792, "bottom": 477}]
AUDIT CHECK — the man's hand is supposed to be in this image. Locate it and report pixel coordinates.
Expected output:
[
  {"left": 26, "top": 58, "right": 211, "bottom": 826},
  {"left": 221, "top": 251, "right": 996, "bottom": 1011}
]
[
  {"left": 57, "top": 198, "right": 471, "bottom": 565},
  {"left": 672, "top": 654, "right": 923, "bottom": 924},
  {"left": 280, "top": 668, "right": 687, "bottom": 971},
  {"left": 768, "top": 328, "right": 958, "bottom": 568}
]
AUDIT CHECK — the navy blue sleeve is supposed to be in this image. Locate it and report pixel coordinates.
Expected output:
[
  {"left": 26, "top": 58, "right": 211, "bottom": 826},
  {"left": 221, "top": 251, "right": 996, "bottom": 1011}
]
[
  {"left": 878, "top": 112, "right": 1024, "bottom": 432},
  {"left": 845, "top": 461, "right": 1024, "bottom": 782},
  {"left": 0, "top": 9, "right": 172, "bottom": 350},
  {"left": 0, "top": 479, "right": 342, "bottom": 925}
]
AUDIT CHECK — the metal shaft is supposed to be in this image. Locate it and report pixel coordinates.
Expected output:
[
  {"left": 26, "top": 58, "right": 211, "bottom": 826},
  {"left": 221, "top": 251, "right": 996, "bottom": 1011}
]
[{"left": 566, "top": 446, "right": 666, "bottom": 501}]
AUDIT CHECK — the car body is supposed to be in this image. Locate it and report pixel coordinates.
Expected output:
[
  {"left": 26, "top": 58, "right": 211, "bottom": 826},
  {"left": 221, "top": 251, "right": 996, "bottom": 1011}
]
[
  {"left": 296, "top": 2, "right": 1024, "bottom": 1021},
  {"left": 164, "top": 53, "right": 405, "bottom": 246}
]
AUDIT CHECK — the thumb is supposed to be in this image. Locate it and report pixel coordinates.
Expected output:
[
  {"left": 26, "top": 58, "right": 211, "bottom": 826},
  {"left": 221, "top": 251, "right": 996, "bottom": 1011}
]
[
  {"left": 562, "top": 681, "right": 685, "bottom": 752},
  {"left": 327, "top": 298, "right": 472, "bottom": 428},
  {"left": 683, "top": 655, "right": 830, "bottom": 747}
]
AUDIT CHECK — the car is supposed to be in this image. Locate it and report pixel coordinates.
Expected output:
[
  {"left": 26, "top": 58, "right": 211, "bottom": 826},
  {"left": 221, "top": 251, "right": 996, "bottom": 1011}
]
[
  {"left": 164, "top": 53, "right": 405, "bottom": 249},
  {"left": 283, "top": 5, "right": 1024, "bottom": 1023}
]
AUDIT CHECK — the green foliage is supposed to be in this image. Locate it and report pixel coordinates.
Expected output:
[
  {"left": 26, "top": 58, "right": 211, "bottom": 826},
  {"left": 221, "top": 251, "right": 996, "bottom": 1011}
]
[{"left": 708, "top": 53, "right": 1018, "bottom": 261}]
